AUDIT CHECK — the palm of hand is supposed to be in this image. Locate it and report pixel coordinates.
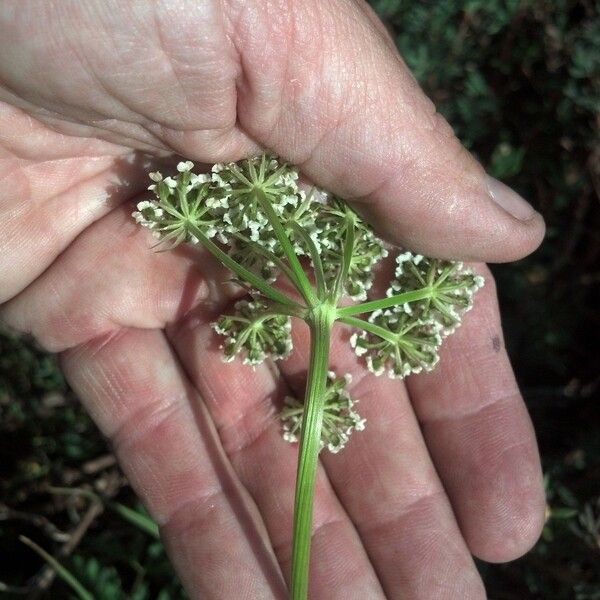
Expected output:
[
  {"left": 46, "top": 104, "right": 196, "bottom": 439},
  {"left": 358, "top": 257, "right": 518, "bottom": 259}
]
[{"left": 0, "top": 2, "right": 545, "bottom": 598}]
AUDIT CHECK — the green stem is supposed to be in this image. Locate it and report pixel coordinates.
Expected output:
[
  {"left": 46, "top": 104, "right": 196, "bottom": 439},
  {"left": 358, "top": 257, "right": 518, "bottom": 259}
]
[
  {"left": 290, "top": 222, "right": 327, "bottom": 297},
  {"left": 339, "top": 314, "right": 398, "bottom": 344},
  {"left": 188, "top": 224, "right": 302, "bottom": 310},
  {"left": 337, "top": 287, "right": 434, "bottom": 317},
  {"left": 265, "top": 302, "right": 309, "bottom": 320},
  {"left": 290, "top": 305, "right": 334, "bottom": 600},
  {"left": 47, "top": 487, "right": 160, "bottom": 539},
  {"left": 232, "top": 232, "right": 299, "bottom": 285},
  {"left": 109, "top": 502, "right": 160, "bottom": 539},
  {"left": 332, "top": 213, "right": 355, "bottom": 301},
  {"left": 20, "top": 536, "right": 94, "bottom": 600},
  {"left": 254, "top": 190, "right": 318, "bottom": 307}
]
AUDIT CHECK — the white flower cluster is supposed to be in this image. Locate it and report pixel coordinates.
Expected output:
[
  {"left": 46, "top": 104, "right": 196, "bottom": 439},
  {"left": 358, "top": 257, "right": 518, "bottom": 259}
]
[
  {"left": 203, "top": 155, "right": 307, "bottom": 282},
  {"left": 210, "top": 154, "right": 302, "bottom": 244},
  {"left": 350, "top": 310, "right": 443, "bottom": 378},
  {"left": 391, "top": 252, "right": 485, "bottom": 334},
  {"left": 280, "top": 372, "right": 365, "bottom": 453},
  {"left": 132, "top": 161, "right": 215, "bottom": 246},
  {"left": 351, "top": 252, "right": 484, "bottom": 378},
  {"left": 133, "top": 156, "right": 388, "bottom": 301},
  {"left": 212, "top": 298, "right": 293, "bottom": 366}
]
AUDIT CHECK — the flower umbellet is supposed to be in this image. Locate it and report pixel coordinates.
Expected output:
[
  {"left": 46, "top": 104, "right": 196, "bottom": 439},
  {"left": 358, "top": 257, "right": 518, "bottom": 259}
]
[
  {"left": 280, "top": 372, "right": 366, "bottom": 454},
  {"left": 214, "top": 298, "right": 293, "bottom": 365},
  {"left": 133, "top": 155, "right": 484, "bottom": 600}
]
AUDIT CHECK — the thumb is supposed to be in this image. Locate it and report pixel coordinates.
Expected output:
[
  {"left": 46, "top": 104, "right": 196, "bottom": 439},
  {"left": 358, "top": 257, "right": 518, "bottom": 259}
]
[{"left": 230, "top": 0, "right": 544, "bottom": 262}]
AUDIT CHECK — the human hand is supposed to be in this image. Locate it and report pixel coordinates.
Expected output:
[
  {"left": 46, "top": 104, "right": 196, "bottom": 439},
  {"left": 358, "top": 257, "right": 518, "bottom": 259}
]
[{"left": 0, "top": 2, "right": 546, "bottom": 598}]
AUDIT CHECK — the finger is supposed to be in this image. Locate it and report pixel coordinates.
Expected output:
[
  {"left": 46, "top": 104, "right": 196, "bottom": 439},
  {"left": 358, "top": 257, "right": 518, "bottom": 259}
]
[
  {"left": 406, "top": 267, "right": 546, "bottom": 562},
  {"left": 60, "top": 327, "right": 287, "bottom": 599},
  {"left": 167, "top": 309, "right": 386, "bottom": 598},
  {"left": 276, "top": 319, "right": 486, "bottom": 598},
  {"left": 0, "top": 102, "right": 160, "bottom": 303},
  {"left": 0, "top": 203, "right": 229, "bottom": 351},
  {"left": 228, "top": 0, "right": 545, "bottom": 262},
  {"left": 0, "top": 1, "right": 256, "bottom": 161}
]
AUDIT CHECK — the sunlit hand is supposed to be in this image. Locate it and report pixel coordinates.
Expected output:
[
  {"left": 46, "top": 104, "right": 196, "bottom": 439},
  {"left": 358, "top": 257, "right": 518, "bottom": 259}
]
[{"left": 0, "top": 2, "right": 546, "bottom": 598}]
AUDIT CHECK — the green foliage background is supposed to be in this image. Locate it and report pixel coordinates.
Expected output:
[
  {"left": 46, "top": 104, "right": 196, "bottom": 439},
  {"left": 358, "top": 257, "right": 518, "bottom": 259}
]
[{"left": 1, "top": 0, "right": 599, "bottom": 597}]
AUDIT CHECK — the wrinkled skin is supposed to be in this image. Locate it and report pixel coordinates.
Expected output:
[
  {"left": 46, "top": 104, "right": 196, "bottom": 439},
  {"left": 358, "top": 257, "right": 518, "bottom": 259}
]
[{"left": 0, "top": 2, "right": 546, "bottom": 598}]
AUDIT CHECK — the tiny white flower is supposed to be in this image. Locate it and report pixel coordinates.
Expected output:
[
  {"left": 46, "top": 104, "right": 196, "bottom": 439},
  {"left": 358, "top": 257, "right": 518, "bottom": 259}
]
[
  {"left": 177, "top": 160, "right": 194, "bottom": 172},
  {"left": 366, "top": 356, "right": 385, "bottom": 376},
  {"left": 189, "top": 173, "right": 210, "bottom": 186},
  {"left": 354, "top": 418, "right": 367, "bottom": 431},
  {"left": 136, "top": 200, "right": 155, "bottom": 211},
  {"left": 283, "top": 431, "right": 298, "bottom": 443}
]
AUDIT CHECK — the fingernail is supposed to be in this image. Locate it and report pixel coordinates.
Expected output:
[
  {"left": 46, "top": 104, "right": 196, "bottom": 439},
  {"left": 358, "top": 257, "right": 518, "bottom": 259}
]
[{"left": 486, "top": 176, "right": 536, "bottom": 221}]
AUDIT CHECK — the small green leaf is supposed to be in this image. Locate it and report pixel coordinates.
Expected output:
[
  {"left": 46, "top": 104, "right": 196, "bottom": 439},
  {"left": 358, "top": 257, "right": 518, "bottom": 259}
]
[
  {"left": 549, "top": 507, "right": 579, "bottom": 520},
  {"left": 109, "top": 502, "right": 160, "bottom": 539}
]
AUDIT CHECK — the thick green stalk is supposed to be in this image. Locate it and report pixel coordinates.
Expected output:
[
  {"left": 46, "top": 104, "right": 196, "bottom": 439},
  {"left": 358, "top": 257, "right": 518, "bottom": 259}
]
[{"left": 290, "top": 304, "right": 334, "bottom": 600}]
